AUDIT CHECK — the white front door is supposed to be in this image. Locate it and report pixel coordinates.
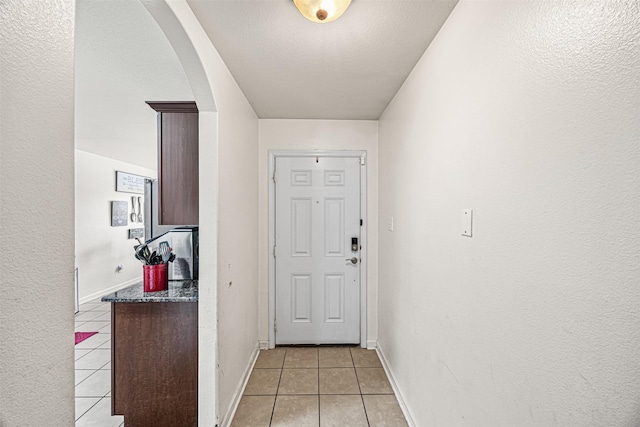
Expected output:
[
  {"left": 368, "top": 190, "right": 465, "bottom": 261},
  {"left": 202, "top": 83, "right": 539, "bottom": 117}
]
[{"left": 275, "top": 156, "right": 361, "bottom": 344}]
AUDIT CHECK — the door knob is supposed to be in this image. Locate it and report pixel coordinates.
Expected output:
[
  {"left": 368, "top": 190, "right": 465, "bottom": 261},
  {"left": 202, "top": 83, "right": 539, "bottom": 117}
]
[{"left": 346, "top": 257, "right": 358, "bottom": 265}]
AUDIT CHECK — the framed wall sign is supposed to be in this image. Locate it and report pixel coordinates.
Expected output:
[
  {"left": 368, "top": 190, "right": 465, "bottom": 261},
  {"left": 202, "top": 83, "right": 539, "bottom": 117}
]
[
  {"left": 128, "top": 228, "right": 144, "bottom": 240},
  {"left": 116, "top": 171, "right": 146, "bottom": 194},
  {"left": 111, "top": 201, "right": 128, "bottom": 227}
]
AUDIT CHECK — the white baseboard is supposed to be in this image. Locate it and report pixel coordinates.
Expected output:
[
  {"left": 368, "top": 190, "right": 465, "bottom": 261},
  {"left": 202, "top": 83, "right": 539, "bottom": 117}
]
[
  {"left": 220, "top": 343, "right": 260, "bottom": 427},
  {"left": 259, "top": 340, "right": 270, "bottom": 350},
  {"left": 79, "top": 277, "right": 141, "bottom": 305},
  {"left": 376, "top": 343, "right": 417, "bottom": 427},
  {"left": 366, "top": 340, "right": 377, "bottom": 350}
]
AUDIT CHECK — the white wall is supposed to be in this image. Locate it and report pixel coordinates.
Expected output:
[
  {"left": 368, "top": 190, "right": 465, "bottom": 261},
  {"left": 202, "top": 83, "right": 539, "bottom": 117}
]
[
  {"left": 215, "top": 70, "right": 260, "bottom": 426},
  {"left": 75, "top": 150, "right": 156, "bottom": 302},
  {"left": 216, "top": 107, "right": 260, "bottom": 424},
  {"left": 75, "top": 0, "right": 194, "bottom": 301},
  {"left": 0, "top": 0, "right": 75, "bottom": 425},
  {"left": 258, "top": 120, "right": 379, "bottom": 345},
  {"left": 378, "top": 1, "right": 640, "bottom": 426}
]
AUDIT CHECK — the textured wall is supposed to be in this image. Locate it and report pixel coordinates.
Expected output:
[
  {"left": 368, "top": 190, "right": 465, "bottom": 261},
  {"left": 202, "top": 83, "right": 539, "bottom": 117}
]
[
  {"left": 258, "top": 119, "right": 379, "bottom": 346},
  {"left": 378, "top": 1, "right": 640, "bottom": 426},
  {"left": 0, "top": 0, "right": 76, "bottom": 424}
]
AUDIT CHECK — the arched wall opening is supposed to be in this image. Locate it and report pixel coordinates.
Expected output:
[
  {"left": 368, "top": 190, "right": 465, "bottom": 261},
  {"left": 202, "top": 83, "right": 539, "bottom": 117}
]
[{"left": 138, "top": 1, "right": 219, "bottom": 424}]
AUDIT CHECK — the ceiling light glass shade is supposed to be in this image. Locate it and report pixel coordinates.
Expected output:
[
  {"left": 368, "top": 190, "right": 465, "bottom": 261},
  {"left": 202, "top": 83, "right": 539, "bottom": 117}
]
[{"left": 293, "top": 0, "right": 352, "bottom": 24}]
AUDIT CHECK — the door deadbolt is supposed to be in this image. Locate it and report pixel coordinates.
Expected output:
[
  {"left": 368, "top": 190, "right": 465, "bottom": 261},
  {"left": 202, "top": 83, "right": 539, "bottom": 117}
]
[
  {"left": 351, "top": 237, "right": 358, "bottom": 252},
  {"left": 346, "top": 257, "right": 358, "bottom": 265}
]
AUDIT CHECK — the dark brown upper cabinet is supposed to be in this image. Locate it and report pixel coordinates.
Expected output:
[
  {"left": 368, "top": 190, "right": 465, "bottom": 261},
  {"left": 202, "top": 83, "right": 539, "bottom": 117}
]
[{"left": 146, "top": 101, "right": 199, "bottom": 225}]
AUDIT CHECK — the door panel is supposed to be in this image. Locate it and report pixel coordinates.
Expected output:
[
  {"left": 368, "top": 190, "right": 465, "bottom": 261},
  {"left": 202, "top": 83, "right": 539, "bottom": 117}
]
[
  {"left": 292, "top": 274, "right": 312, "bottom": 322},
  {"left": 324, "top": 274, "right": 345, "bottom": 323},
  {"left": 291, "top": 198, "right": 312, "bottom": 256},
  {"left": 275, "top": 156, "right": 361, "bottom": 344},
  {"left": 324, "top": 198, "right": 345, "bottom": 256}
]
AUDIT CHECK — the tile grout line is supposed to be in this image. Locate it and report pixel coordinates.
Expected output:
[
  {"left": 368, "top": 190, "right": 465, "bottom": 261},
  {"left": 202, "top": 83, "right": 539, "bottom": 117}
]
[
  {"left": 74, "top": 368, "right": 100, "bottom": 388},
  {"left": 351, "top": 347, "right": 371, "bottom": 427},
  {"left": 268, "top": 347, "right": 286, "bottom": 427},
  {"left": 75, "top": 396, "right": 102, "bottom": 422}
]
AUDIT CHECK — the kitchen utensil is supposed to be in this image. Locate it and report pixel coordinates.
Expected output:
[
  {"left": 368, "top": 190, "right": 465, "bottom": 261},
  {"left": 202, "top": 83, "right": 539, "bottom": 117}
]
[
  {"left": 137, "top": 245, "right": 150, "bottom": 264},
  {"left": 134, "top": 244, "right": 149, "bottom": 265},
  {"left": 144, "top": 246, "right": 152, "bottom": 262},
  {"left": 130, "top": 197, "right": 137, "bottom": 222},
  {"left": 148, "top": 250, "right": 161, "bottom": 265},
  {"left": 137, "top": 197, "right": 143, "bottom": 222},
  {"left": 159, "top": 241, "right": 171, "bottom": 263},
  {"left": 132, "top": 232, "right": 172, "bottom": 265}
]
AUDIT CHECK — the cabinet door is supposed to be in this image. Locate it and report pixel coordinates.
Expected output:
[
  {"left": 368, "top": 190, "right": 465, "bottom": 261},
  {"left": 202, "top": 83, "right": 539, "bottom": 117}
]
[
  {"left": 159, "top": 111, "right": 199, "bottom": 225},
  {"left": 112, "top": 302, "right": 198, "bottom": 426}
]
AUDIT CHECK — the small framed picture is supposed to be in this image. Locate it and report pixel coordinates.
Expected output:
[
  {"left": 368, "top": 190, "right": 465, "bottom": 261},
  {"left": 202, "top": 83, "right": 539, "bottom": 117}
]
[
  {"left": 128, "top": 228, "right": 144, "bottom": 240},
  {"left": 111, "top": 201, "right": 128, "bottom": 227}
]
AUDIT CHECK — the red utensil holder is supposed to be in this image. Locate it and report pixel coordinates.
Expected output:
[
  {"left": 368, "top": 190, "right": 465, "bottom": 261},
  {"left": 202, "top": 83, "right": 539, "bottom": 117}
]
[{"left": 143, "top": 264, "right": 168, "bottom": 292}]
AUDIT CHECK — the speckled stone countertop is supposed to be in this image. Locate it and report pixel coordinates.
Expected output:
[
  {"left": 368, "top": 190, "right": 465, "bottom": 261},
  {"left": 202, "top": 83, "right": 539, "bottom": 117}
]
[{"left": 101, "top": 280, "right": 198, "bottom": 303}]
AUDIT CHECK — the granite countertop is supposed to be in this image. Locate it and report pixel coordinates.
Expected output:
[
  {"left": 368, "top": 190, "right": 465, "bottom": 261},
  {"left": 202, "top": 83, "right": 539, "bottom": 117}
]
[{"left": 101, "top": 280, "right": 198, "bottom": 303}]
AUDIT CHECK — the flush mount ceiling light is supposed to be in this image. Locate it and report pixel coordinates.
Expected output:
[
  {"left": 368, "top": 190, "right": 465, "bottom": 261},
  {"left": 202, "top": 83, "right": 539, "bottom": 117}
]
[{"left": 293, "top": 0, "right": 352, "bottom": 23}]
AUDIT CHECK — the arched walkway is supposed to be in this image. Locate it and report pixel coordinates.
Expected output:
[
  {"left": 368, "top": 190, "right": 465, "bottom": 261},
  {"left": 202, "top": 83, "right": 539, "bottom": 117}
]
[{"left": 138, "top": 1, "right": 219, "bottom": 424}]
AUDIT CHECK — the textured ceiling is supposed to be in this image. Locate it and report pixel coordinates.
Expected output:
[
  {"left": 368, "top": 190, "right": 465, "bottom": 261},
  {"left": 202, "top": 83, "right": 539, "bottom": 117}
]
[{"left": 187, "top": 0, "right": 459, "bottom": 120}]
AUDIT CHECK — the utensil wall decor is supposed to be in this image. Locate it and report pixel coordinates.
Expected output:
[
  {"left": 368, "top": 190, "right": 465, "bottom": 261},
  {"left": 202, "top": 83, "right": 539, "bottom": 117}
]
[
  {"left": 130, "top": 196, "right": 137, "bottom": 222},
  {"left": 137, "top": 197, "right": 143, "bottom": 222}
]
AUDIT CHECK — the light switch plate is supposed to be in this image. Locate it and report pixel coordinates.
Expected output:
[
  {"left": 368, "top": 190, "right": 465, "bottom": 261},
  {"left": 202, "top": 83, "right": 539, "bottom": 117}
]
[{"left": 461, "top": 209, "right": 472, "bottom": 237}]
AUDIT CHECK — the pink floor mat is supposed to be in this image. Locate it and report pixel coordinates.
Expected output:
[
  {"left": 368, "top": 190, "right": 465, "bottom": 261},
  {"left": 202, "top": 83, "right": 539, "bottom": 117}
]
[{"left": 75, "top": 331, "right": 98, "bottom": 345}]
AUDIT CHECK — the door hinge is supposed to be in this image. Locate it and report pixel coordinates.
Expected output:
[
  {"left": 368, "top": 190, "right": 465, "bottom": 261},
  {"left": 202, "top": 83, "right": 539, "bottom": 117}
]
[
  {"left": 274, "top": 321, "right": 277, "bottom": 333},
  {"left": 273, "top": 244, "right": 276, "bottom": 258},
  {"left": 360, "top": 156, "right": 365, "bottom": 165},
  {"left": 360, "top": 219, "right": 363, "bottom": 226},
  {"left": 273, "top": 171, "right": 277, "bottom": 183}
]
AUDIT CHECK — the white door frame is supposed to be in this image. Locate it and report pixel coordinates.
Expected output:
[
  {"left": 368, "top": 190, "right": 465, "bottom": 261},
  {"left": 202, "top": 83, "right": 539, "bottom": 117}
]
[{"left": 269, "top": 150, "right": 367, "bottom": 349}]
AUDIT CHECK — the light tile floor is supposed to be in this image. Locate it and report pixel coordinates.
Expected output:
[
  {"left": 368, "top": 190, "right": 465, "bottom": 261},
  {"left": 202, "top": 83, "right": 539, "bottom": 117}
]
[
  {"left": 76, "top": 301, "right": 406, "bottom": 426},
  {"left": 75, "top": 298, "right": 124, "bottom": 427},
  {"left": 231, "top": 347, "right": 408, "bottom": 427}
]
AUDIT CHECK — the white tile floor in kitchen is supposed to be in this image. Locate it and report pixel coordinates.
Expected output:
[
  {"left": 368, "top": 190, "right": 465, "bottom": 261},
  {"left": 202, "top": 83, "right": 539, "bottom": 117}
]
[{"left": 75, "top": 298, "right": 124, "bottom": 426}]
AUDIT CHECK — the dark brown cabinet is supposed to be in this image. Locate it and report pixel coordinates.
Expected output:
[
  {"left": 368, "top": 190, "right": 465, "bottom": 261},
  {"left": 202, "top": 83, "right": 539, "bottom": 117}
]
[
  {"left": 112, "top": 302, "right": 198, "bottom": 426},
  {"left": 146, "top": 101, "right": 199, "bottom": 225}
]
